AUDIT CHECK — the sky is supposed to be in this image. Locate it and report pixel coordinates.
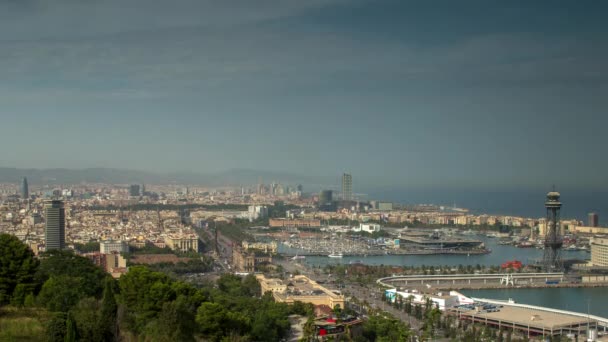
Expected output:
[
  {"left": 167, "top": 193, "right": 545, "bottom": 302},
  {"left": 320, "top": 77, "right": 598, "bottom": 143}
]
[{"left": 1, "top": 0, "right": 607, "bottom": 190}]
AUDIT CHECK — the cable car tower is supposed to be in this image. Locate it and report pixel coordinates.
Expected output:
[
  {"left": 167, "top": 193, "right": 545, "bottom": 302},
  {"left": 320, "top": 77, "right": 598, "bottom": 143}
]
[{"left": 542, "top": 191, "right": 563, "bottom": 272}]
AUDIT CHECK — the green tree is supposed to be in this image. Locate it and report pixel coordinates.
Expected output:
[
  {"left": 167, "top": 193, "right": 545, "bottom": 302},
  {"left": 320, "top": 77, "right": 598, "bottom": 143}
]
[
  {"left": 0, "top": 234, "right": 39, "bottom": 304},
  {"left": 38, "top": 275, "right": 87, "bottom": 312},
  {"left": 152, "top": 295, "right": 198, "bottom": 342},
  {"left": 36, "top": 250, "right": 106, "bottom": 299},
  {"left": 24, "top": 292, "right": 36, "bottom": 307},
  {"left": 242, "top": 274, "right": 261, "bottom": 297},
  {"left": 196, "top": 302, "right": 227, "bottom": 341},
  {"left": 69, "top": 297, "right": 105, "bottom": 342},
  {"left": 290, "top": 301, "right": 314, "bottom": 316},
  {"left": 361, "top": 315, "right": 410, "bottom": 342},
  {"left": 100, "top": 278, "right": 118, "bottom": 341},
  {"left": 11, "top": 283, "right": 32, "bottom": 307},
  {"left": 46, "top": 313, "right": 67, "bottom": 342},
  {"left": 117, "top": 266, "right": 179, "bottom": 333},
  {"left": 65, "top": 313, "right": 77, "bottom": 342}
]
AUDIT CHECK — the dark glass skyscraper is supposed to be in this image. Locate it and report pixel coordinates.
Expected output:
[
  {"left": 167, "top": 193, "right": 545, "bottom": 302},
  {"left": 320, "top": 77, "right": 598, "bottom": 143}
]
[
  {"left": 129, "top": 184, "right": 141, "bottom": 197},
  {"left": 319, "top": 190, "right": 333, "bottom": 205},
  {"left": 21, "top": 177, "right": 29, "bottom": 199},
  {"left": 45, "top": 200, "right": 65, "bottom": 250},
  {"left": 318, "top": 190, "right": 335, "bottom": 211}
]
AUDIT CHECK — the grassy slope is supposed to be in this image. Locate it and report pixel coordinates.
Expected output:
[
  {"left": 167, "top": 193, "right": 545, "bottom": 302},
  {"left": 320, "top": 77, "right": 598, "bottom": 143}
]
[{"left": 0, "top": 306, "right": 48, "bottom": 341}]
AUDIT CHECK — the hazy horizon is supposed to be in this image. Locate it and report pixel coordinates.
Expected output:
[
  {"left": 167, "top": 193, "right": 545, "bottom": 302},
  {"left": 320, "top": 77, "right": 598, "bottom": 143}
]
[{"left": 2, "top": 1, "right": 607, "bottom": 190}]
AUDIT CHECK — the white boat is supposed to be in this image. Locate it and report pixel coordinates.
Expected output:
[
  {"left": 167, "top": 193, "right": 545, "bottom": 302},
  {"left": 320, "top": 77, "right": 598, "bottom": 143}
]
[
  {"left": 328, "top": 252, "right": 343, "bottom": 258},
  {"left": 292, "top": 254, "right": 306, "bottom": 260}
]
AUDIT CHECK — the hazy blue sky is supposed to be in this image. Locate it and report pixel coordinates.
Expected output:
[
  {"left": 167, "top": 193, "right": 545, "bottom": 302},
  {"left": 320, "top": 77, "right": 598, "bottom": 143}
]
[{"left": 1, "top": 0, "right": 607, "bottom": 189}]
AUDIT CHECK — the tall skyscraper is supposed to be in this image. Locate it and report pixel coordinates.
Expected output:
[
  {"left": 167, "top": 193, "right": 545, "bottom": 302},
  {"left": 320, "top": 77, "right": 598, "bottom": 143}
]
[
  {"left": 129, "top": 184, "right": 141, "bottom": 197},
  {"left": 589, "top": 212, "right": 599, "bottom": 227},
  {"left": 342, "top": 173, "right": 353, "bottom": 201},
  {"left": 45, "top": 200, "right": 65, "bottom": 250},
  {"left": 21, "top": 177, "right": 29, "bottom": 200}
]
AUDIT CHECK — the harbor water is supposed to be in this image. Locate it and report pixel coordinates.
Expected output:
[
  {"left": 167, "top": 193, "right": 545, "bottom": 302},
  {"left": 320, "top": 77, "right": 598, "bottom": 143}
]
[
  {"left": 287, "top": 236, "right": 606, "bottom": 317},
  {"left": 461, "top": 287, "right": 608, "bottom": 318},
  {"left": 291, "top": 236, "right": 589, "bottom": 268}
]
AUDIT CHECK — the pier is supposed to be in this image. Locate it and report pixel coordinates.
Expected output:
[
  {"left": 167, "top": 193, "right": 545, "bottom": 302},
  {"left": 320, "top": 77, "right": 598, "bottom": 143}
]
[{"left": 377, "top": 272, "right": 566, "bottom": 289}]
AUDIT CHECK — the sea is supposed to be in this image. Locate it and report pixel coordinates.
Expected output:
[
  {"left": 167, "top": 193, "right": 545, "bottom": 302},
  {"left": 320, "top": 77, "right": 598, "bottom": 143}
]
[{"left": 364, "top": 188, "right": 608, "bottom": 224}]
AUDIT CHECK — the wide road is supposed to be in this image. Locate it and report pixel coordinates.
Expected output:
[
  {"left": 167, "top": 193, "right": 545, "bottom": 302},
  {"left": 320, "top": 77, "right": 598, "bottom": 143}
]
[
  {"left": 280, "top": 260, "right": 454, "bottom": 341},
  {"left": 345, "top": 283, "right": 422, "bottom": 330}
]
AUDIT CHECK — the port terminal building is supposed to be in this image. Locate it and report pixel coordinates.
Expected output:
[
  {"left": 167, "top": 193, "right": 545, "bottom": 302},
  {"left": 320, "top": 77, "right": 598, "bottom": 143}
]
[{"left": 447, "top": 298, "right": 606, "bottom": 338}]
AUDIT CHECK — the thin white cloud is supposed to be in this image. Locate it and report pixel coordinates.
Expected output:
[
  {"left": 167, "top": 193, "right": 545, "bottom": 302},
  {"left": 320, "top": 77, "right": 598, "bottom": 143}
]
[{"left": 0, "top": 0, "right": 348, "bottom": 40}]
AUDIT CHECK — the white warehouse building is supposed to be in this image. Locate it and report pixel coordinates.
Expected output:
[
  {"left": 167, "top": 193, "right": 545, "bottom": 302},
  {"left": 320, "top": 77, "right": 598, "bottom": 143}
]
[
  {"left": 248, "top": 205, "right": 269, "bottom": 221},
  {"left": 385, "top": 289, "right": 472, "bottom": 311},
  {"left": 360, "top": 223, "right": 382, "bottom": 233}
]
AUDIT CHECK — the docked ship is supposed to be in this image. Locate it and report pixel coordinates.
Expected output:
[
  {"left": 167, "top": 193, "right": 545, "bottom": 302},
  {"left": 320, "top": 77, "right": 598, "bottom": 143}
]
[
  {"left": 328, "top": 252, "right": 343, "bottom": 258},
  {"left": 516, "top": 241, "right": 534, "bottom": 248}
]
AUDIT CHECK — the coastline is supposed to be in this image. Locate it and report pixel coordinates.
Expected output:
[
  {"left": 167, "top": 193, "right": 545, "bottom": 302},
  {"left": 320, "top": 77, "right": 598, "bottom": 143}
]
[{"left": 280, "top": 249, "right": 490, "bottom": 257}]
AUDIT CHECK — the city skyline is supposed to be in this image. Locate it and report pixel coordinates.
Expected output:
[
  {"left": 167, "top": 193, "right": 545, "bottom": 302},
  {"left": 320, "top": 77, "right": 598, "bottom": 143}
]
[
  {"left": 2, "top": 1, "right": 607, "bottom": 190},
  {"left": 2, "top": 2, "right": 608, "bottom": 337}
]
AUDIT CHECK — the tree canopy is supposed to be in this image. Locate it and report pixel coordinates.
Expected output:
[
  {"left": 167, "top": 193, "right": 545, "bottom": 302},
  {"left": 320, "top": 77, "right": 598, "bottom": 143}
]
[{"left": 0, "top": 234, "right": 39, "bottom": 305}]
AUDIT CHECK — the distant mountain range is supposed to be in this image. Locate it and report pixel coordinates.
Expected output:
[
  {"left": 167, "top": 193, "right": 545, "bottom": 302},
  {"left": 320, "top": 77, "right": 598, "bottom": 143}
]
[{"left": 0, "top": 167, "right": 331, "bottom": 187}]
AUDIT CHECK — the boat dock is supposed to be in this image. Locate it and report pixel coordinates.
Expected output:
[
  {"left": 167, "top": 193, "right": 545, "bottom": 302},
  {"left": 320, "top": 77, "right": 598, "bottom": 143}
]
[{"left": 377, "top": 272, "right": 566, "bottom": 289}]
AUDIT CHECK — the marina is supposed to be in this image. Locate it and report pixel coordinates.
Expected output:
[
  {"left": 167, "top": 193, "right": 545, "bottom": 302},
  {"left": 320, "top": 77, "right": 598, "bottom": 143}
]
[
  {"left": 279, "top": 229, "right": 491, "bottom": 257},
  {"left": 286, "top": 236, "right": 589, "bottom": 267}
]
